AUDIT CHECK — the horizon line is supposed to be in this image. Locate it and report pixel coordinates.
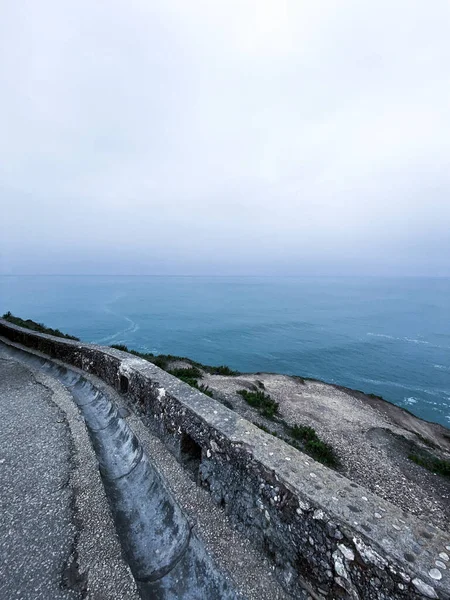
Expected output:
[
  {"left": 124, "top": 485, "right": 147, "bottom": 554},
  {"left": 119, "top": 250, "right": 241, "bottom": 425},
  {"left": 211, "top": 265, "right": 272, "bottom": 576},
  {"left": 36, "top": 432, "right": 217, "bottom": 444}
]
[{"left": 1, "top": 273, "right": 450, "bottom": 279}]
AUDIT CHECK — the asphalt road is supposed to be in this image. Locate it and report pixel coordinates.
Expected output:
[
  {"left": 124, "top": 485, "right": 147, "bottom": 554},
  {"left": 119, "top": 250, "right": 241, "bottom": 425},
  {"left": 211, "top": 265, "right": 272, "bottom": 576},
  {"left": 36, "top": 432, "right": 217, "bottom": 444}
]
[
  {"left": 0, "top": 357, "right": 80, "bottom": 599},
  {"left": 0, "top": 350, "right": 140, "bottom": 600}
]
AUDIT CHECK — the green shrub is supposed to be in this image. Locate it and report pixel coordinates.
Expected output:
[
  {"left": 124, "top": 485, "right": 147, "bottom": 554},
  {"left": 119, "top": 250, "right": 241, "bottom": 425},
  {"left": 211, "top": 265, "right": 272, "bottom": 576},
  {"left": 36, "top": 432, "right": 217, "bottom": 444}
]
[
  {"left": 150, "top": 354, "right": 173, "bottom": 369},
  {"left": 165, "top": 365, "right": 214, "bottom": 398},
  {"left": 304, "top": 438, "right": 336, "bottom": 466},
  {"left": 409, "top": 453, "right": 450, "bottom": 478},
  {"left": 177, "top": 375, "right": 198, "bottom": 388},
  {"left": 110, "top": 344, "right": 129, "bottom": 352},
  {"left": 103, "top": 342, "right": 241, "bottom": 379},
  {"left": 169, "top": 367, "right": 203, "bottom": 380},
  {"left": 2, "top": 312, "right": 80, "bottom": 341},
  {"left": 290, "top": 424, "right": 317, "bottom": 442},
  {"left": 238, "top": 389, "right": 279, "bottom": 418},
  {"left": 252, "top": 420, "right": 338, "bottom": 467},
  {"left": 287, "top": 423, "right": 337, "bottom": 467},
  {"left": 205, "top": 364, "right": 241, "bottom": 376}
]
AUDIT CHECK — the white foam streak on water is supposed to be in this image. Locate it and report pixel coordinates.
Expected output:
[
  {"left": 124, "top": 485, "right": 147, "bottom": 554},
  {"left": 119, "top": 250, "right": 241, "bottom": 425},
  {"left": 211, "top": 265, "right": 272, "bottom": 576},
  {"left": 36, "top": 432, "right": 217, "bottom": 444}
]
[
  {"left": 367, "top": 333, "right": 396, "bottom": 339},
  {"left": 403, "top": 397, "right": 418, "bottom": 405},
  {"left": 368, "top": 333, "right": 430, "bottom": 345},
  {"left": 356, "top": 376, "right": 440, "bottom": 396},
  {"left": 94, "top": 315, "right": 140, "bottom": 344},
  {"left": 404, "top": 337, "right": 430, "bottom": 345}
]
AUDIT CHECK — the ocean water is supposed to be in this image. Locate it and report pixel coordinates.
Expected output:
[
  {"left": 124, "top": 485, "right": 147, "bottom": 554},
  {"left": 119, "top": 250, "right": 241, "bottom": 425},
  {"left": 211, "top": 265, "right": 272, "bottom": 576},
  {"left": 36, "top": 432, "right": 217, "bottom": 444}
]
[{"left": 1, "top": 275, "right": 449, "bottom": 429}]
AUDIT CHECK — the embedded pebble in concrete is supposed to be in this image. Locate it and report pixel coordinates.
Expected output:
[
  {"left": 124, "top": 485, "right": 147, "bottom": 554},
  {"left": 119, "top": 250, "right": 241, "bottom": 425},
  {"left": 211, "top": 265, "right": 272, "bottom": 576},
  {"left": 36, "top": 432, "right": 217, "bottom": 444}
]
[
  {"left": 412, "top": 578, "right": 439, "bottom": 598},
  {"left": 429, "top": 568, "right": 442, "bottom": 580},
  {"left": 337, "top": 544, "right": 354, "bottom": 561},
  {"left": 440, "top": 552, "right": 449, "bottom": 561}
]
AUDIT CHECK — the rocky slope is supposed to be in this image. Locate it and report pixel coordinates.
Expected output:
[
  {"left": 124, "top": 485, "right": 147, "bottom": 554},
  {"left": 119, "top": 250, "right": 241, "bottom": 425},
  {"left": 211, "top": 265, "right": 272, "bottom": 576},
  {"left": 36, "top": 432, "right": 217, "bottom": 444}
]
[{"left": 166, "top": 359, "right": 450, "bottom": 533}]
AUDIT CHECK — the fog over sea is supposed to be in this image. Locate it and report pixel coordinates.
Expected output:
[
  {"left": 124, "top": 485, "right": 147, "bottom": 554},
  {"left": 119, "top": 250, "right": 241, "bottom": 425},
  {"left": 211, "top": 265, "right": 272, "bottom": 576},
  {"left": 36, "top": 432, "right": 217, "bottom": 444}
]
[{"left": 1, "top": 275, "right": 449, "bottom": 429}]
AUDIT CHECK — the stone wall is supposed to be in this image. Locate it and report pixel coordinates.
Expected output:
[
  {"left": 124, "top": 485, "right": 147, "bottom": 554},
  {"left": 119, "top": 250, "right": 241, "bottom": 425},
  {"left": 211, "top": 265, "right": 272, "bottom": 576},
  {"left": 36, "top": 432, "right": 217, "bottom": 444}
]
[{"left": 1, "top": 319, "right": 449, "bottom": 600}]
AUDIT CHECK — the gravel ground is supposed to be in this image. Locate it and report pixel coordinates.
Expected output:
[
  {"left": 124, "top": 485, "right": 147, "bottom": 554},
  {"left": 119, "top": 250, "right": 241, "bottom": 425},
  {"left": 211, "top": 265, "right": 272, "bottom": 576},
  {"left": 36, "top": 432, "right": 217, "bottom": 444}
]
[{"left": 201, "top": 371, "right": 450, "bottom": 533}]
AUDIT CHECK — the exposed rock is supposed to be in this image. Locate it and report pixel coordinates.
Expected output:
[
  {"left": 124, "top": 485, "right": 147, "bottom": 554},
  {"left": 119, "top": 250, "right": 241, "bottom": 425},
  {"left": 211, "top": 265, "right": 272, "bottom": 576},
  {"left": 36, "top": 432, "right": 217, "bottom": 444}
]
[{"left": 412, "top": 578, "right": 438, "bottom": 598}]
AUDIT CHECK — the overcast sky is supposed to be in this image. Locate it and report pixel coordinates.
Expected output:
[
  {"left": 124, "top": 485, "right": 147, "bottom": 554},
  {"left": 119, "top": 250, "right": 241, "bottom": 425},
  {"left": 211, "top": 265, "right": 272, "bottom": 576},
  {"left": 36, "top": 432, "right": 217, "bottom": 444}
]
[{"left": 1, "top": 1, "right": 449, "bottom": 276}]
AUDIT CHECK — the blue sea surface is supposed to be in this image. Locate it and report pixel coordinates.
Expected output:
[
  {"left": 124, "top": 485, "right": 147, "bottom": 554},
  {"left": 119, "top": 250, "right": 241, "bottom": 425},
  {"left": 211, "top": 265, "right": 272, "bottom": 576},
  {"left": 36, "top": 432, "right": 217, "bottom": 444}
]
[{"left": 1, "top": 275, "right": 449, "bottom": 428}]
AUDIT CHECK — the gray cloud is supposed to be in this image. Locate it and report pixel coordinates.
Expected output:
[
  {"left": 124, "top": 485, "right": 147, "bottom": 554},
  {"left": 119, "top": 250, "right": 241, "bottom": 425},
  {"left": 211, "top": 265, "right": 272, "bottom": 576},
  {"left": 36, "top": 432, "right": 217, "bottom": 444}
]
[{"left": 1, "top": 0, "right": 449, "bottom": 275}]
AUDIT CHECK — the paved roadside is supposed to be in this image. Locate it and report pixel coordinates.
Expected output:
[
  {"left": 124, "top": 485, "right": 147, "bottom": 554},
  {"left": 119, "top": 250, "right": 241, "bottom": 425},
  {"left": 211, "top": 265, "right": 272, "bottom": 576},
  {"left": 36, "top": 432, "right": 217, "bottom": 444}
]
[{"left": 0, "top": 351, "right": 139, "bottom": 600}]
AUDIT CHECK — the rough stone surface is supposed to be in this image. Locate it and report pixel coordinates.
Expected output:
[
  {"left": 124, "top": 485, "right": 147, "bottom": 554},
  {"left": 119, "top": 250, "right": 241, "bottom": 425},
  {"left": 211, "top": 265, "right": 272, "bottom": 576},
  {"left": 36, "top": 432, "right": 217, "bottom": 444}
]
[{"left": 1, "top": 320, "right": 450, "bottom": 600}]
